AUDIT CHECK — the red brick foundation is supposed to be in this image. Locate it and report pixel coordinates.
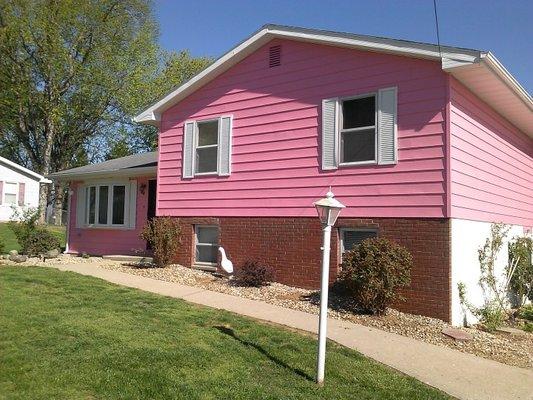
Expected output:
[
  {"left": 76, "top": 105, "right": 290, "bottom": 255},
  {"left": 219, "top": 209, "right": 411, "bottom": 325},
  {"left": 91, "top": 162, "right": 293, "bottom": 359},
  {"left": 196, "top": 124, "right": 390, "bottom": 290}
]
[{"left": 174, "top": 217, "right": 451, "bottom": 322}]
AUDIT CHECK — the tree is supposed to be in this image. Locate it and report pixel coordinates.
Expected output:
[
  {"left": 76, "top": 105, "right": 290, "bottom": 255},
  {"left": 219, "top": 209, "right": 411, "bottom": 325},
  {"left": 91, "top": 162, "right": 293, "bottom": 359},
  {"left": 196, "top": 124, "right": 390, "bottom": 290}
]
[{"left": 0, "top": 0, "right": 160, "bottom": 222}]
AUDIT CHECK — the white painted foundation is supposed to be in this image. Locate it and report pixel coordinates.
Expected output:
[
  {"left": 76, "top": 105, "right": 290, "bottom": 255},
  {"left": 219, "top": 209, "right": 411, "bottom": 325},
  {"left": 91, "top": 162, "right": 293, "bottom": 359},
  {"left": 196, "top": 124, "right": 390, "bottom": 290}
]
[{"left": 450, "top": 218, "right": 529, "bottom": 326}]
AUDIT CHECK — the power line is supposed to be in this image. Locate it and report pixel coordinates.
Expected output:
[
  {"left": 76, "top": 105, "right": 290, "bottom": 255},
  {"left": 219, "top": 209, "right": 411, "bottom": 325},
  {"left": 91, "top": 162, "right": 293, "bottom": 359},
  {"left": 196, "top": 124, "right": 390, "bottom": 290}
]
[{"left": 433, "top": 0, "right": 443, "bottom": 59}]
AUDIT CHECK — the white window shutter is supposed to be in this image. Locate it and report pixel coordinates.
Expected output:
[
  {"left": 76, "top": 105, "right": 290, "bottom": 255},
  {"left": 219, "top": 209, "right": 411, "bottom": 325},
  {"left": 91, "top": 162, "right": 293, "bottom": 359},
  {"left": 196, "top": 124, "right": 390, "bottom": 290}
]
[
  {"left": 182, "top": 122, "right": 195, "bottom": 178},
  {"left": 377, "top": 87, "right": 398, "bottom": 165},
  {"left": 128, "top": 180, "right": 137, "bottom": 229},
  {"left": 218, "top": 116, "right": 232, "bottom": 176},
  {"left": 76, "top": 186, "right": 86, "bottom": 228},
  {"left": 322, "top": 98, "right": 338, "bottom": 170}
]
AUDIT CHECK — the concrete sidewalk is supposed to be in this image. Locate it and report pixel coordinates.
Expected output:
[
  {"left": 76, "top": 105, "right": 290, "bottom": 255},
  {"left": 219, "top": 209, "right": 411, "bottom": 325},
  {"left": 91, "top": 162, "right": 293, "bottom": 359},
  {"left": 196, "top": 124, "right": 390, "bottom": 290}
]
[{"left": 50, "top": 263, "right": 532, "bottom": 400}]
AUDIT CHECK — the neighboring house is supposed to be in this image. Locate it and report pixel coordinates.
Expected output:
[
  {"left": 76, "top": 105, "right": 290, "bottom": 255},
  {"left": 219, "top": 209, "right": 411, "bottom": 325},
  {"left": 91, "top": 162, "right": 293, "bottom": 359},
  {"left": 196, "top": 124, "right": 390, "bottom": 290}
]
[
  {"left": 48, "top": 152, "right": 157, "bottom": 255},
  {"left": 56, "top": 25, "right": 532, "bottom": 325},
  {"left": 0, "top": 156, "right": 51, "bottom": 221}
]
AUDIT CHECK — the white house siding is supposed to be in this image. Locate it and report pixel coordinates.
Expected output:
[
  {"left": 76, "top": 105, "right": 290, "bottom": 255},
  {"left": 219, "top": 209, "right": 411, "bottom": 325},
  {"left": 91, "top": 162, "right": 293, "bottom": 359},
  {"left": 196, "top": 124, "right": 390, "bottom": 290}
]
[
  {"left": 0, "top": 162, "right": 42, "bottom": 222},
  {"left": 450, "top": 218, "right": 528, "bottom": 326}
]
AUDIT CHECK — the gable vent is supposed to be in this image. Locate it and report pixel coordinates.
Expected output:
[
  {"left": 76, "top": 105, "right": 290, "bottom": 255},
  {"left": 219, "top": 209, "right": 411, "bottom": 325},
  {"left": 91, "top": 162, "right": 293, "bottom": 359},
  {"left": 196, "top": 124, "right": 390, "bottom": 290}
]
[{"left": 269, "top": 45, "right": 281, "bottom": 67}]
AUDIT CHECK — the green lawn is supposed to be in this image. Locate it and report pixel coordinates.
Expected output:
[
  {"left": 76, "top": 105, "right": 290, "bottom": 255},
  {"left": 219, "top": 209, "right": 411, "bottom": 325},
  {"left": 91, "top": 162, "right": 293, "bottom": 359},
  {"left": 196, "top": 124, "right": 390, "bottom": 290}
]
[
  {"left": 0, "top": 267, "right": 450, "bottom": 400},
  {"left": 0, "top": 223, "right": 66, "bottom": 252}
]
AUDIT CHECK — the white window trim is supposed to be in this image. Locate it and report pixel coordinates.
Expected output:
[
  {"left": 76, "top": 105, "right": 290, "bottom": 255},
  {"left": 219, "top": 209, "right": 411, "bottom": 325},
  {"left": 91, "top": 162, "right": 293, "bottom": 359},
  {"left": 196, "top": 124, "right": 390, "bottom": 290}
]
[
  {"left": 194, "top": 225, "right": 219, "bottom": 266},
  {"left": 194, "top": 118, "right": 220, "bottom": 176},
  {"left": 3, "top": 182, "right": 18, "bottom": 206},
  {"left": 337, "top": 92, "right": 378, "bottom": 166},
  {"left": 340, "top": 228, "right": 378, "bottom": 257},
  {"left": 82, "top": 181, "right": 131, "bottom": 229}
]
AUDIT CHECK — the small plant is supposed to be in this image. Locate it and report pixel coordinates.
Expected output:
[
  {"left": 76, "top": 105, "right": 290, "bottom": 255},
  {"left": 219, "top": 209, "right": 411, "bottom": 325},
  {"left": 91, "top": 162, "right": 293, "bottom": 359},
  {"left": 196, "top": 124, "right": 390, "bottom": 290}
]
[
  {"left": 22, "top": 229, "right": 61, "bottom": 256},
  {"left": 518, "top": 304, "right": 533, "bottom": 321},
  {"left": 337, "top": 237, "right": 412, "bottom": 314},
  {"left": 235, "top": 261, "right": 274, "bottom": 287},
  {"left": 0, "top": 238, "right": 5, "bottom": 254},
  {"left": 523, "top": 322, "right": 533, "bottom": 333},
  {"left": 140, "top": 217, "right": 181, "bottom": 267}
]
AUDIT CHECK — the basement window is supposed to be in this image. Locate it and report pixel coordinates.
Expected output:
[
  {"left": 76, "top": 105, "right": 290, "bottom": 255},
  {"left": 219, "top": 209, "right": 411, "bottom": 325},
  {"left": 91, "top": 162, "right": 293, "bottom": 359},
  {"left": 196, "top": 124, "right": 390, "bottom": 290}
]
[
  {"left": 195, "top": 225, "right": 219, "bottom": 265},
  {"left": 340, "top": 228, "right": 377, "bottom": 257}
]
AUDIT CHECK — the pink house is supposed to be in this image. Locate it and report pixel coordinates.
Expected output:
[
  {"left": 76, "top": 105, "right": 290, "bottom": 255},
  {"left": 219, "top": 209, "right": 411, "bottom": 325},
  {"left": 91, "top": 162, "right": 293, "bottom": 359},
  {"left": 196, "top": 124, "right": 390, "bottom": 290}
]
[{"left": 53, "top": 25, "right": 533, "bottom": 325}]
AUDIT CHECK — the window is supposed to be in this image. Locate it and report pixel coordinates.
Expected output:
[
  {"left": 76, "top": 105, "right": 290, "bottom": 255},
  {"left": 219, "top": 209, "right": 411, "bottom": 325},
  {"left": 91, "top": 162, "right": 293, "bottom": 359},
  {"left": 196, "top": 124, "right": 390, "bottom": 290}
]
[
  {"left": 4, "top": 182, "right": 18, "bottom": 205},
  {"left": 85, "top": 184, "right": 127, "bottom": 226},
  {"left": 340, "top": 229, "right": 377, "bottom": 256},
  {"left": 195, "top": 225, "right": 219, "bottom": 265},
  {"left": 195, "top": 120, "right": 219, "bottom": 174},
  {"left": 340, "top": 95, "right": 376, "bottom": 164}
]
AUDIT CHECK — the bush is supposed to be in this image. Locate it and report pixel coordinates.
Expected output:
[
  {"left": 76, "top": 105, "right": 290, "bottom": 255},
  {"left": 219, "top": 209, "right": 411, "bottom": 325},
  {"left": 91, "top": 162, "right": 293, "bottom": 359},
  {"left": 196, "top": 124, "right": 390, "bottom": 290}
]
[
  {"left": 518, "top": 304, "right": 533, "bottom": 321},
  {"left": 337, "top": 237, "right": 412, "bottom": 314},
  {"left": 23, "top": 229, "right": 61, "bottom": 256},
  {"left": 9, "top": 207, "right": 40, "bottom": 249},
  {"left": 477, "top": 302, "right": 506, "bottom": 332},
  {"left": 140, "top": 217, "right": 181, "bottom": 267},
  {"left": 0, "top": 238, "right": 5, "bottom": 254},
  {"left": 508, "top": 236, "right": 532, "bottom": 305},
  {"left": 235, "top": 260, "right": 274, "bottom": 287}
]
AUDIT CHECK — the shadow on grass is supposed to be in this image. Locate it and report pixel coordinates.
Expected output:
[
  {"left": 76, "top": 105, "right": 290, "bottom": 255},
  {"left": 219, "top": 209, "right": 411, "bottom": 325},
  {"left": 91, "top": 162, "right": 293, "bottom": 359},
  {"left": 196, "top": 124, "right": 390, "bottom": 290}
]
[{"left": 214, "top": 325, "right": 314, "bottom": 382}]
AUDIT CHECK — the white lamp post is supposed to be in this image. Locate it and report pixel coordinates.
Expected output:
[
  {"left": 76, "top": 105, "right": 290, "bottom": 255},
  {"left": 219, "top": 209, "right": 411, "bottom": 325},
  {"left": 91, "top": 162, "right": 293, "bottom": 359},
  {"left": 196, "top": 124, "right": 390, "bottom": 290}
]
[{"left": 313, "top": 189, "right": 345, "bottom": 386}]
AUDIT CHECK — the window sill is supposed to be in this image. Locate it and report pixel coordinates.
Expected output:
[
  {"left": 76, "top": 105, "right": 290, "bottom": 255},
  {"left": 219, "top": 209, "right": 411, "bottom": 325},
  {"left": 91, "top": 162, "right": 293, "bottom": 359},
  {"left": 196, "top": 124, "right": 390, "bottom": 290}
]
[
  {"left": 81, "top": 225, "right": 134, "bottom": 231},
  {"left": 193, "top": 172, "right": 219, "bottom": 177},
  {"left": 339, "top": 160, "right": 377, "bottom": 167},
  {"left": 192, "top": 263, "right": 217, "bottom": 272}
]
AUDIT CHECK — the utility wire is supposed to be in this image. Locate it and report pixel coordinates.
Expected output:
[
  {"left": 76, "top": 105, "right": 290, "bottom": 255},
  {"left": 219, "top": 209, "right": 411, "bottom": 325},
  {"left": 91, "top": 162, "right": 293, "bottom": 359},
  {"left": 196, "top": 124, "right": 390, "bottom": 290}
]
[{"left": 433, "top": 0, "right": 443, "bottom": 59}]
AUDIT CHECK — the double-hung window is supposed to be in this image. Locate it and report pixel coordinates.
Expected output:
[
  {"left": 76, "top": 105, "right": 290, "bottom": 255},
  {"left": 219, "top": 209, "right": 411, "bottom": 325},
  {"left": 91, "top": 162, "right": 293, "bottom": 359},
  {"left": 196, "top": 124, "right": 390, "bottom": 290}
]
[
  {"left": 195, "top": 120, "right": 219, "bottom": 174},
  {"left": 182, "top": 116, "right": 232, "bottom": 178},
  {"left": 3, "top": 182, "right": 18, "bottom": 205},
  {"left": 322, "top": 87, "right": 397, "bottom": 169},
  {"left": 85, "top": 184, "right": 127, "bottom": 227},
  {"left": 195, "top": 225, "right": 219, "bottom": 265},
  {"left": 340, "top": 95, "right": 376, "bottom": 164}
]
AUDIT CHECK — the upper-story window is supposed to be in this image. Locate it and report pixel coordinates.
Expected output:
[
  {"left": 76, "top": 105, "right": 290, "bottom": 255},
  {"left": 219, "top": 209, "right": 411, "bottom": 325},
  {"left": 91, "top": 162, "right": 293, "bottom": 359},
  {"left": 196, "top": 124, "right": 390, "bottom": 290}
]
[
  {"left": 340, "top": 95, "right": 376, "bottom": 164},
  {"left": 322, "top": 87, "right": 397, "bottom": 170},
  {"left": 183, "top": 116, "right": 232, "bottom": 179},
  {"left": 195, "top": 120, "right": 219, "bottom": 174}
]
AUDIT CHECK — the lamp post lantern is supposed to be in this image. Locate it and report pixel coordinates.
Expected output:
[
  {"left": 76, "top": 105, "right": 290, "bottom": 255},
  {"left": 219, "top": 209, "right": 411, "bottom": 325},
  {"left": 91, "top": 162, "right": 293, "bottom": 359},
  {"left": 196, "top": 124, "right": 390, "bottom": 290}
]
[{"left": 313, "top": 189, "right": 345, "bottom": 386}]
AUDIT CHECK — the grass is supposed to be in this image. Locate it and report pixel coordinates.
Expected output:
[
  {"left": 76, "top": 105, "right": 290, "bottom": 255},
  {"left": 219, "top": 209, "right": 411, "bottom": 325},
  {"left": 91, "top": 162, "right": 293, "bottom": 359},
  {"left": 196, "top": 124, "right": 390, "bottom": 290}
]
[
  {"left": 0, "top": 223, "right": 66, "bottom": 252},
  {"left": 0, "top": 267, "right": 450, "bottom": 400}
]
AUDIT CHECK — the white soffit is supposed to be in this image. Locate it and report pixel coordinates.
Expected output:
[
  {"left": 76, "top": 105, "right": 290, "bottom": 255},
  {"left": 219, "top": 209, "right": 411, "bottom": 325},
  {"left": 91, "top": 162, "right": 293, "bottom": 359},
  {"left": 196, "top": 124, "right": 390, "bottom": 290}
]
[{"left": 134, "top": 25, "right": 532, "bottom": 138}]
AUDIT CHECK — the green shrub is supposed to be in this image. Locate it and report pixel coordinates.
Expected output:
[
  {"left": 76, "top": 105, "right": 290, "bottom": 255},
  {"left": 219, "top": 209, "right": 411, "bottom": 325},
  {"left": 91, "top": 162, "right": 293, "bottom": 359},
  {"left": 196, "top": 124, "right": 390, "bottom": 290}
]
[
  {"left": 235, "top": 261, "right": 275, "bottom": 287},
  {"left": 0, "top": 237, "right": 5, "bottom": 254},
  {"left": 9, "top": 207, "right": 40, "bottom": 249},
  {"left": 140, "top": 217, "right": 181, "bottom": 267},
  {"left": 477, "top": 302, "right": 506, "bottom": 332},
  {"left": 22, "top": 229, "right": 61, "bottom": 256},
  {"left": 338, "top": 237, "right": 412, "bottom": 314},
  {"left": 508, "top": 236, "right": 532, "bottom": 304},
  {"left": 518, "top": 304, "right": 533, "bottom": 321},
  {"left": 523, "top": 322, "right": 533, "bottom": 333}
]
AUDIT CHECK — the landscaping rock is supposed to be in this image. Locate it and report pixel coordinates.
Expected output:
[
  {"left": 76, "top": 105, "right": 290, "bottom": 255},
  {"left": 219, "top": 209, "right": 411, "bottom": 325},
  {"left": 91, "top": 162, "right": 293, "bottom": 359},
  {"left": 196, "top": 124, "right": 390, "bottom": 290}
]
[
  {"left": 9, "top": 250, "right": 18, "bottom": 256},
  {"left": 496, "top": 326, "right": 528, "bottom": 336},
  {"left": 44, "top": 249, "right": 60, "bottom": 259},
  {"left": 9, "top": 254, "right": 28, "bottom": 263},
  {"left": 442, "top": 328, "right": 473, "bottom": 341}
]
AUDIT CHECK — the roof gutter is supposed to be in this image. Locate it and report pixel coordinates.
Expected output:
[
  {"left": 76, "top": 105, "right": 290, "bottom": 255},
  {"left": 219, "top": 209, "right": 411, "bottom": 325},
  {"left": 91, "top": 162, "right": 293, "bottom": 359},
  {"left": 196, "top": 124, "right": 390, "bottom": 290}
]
[{"left": 48, "top": 166, "right": 157, "bottom": 181}]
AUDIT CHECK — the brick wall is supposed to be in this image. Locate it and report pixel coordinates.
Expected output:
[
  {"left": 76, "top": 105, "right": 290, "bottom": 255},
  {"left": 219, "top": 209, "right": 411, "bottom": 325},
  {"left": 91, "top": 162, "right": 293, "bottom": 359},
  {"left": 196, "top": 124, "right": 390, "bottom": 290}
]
[{"left": 174, "top": 217, "right": 451, "bottom": 322}]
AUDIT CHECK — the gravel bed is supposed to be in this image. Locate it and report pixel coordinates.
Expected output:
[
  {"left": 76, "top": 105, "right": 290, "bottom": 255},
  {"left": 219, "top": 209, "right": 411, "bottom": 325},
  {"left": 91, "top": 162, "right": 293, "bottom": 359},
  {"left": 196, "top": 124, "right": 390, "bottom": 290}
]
[{"left": 2, "top": 254, "right": 532, "bottom": 369}]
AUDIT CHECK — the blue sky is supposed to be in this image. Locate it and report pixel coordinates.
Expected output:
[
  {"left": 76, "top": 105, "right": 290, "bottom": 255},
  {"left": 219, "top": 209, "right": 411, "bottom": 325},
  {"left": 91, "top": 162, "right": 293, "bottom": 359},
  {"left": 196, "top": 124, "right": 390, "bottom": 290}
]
[{"left": 155, "top": 0, "right": 532, "bottom": 92}]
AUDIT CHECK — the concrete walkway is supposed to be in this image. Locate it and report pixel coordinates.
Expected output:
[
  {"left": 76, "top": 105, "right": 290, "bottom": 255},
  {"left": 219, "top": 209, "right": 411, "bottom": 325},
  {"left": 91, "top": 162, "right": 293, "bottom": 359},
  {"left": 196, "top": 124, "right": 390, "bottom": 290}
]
[{"left": 50, "top": 263, "right": 532, "bottom": 400}]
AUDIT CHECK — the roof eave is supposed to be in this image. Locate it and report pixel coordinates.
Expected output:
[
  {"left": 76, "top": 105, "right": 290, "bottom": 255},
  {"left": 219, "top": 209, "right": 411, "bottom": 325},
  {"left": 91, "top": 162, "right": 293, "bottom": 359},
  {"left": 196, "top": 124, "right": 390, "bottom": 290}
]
[{"left": 48, "top": 166, "right": 157, "bottom": 181}]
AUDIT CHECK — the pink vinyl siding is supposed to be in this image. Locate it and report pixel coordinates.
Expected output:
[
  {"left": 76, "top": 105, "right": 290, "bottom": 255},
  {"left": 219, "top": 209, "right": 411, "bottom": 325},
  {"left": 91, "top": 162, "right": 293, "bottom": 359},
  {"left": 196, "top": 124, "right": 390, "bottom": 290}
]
[
  {"left": 67, "top": 178, "right": 149, "bottom": 255},
  {"left": 158, "top": 39, "right": 448, "bottom": 218},
  {"left": 449, "top": 78, "right": 533, "bottom": 227}
]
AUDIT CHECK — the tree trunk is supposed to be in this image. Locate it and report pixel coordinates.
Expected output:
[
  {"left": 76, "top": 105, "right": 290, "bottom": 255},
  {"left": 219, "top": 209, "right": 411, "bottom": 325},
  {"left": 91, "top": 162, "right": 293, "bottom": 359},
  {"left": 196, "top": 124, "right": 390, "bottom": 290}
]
[
  {"left": 38, "top": 115, "right": 55, "bottom": 223},
  {"left": 53, "top": 181, "right": 64, "bottom": 225}
]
